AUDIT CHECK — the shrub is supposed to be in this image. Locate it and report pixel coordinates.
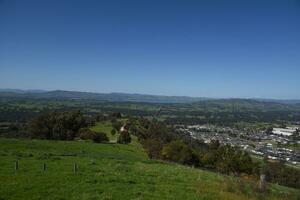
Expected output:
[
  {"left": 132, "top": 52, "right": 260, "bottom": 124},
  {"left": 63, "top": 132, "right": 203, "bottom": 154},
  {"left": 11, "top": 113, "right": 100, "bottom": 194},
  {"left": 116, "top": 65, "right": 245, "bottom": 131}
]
[
  {"left": 161, "top": 140, "right": 199, "bottom": 165},
  {"left": 117, "top": 131, "right": 131, "bottom": 144},
  {"left": 79, "top": 128, "right": 94, "bottom": 140},
  {"left": 79, "top": 128, "right": 108, "bottom": 143},
  {"left": 142, "top": 138, "right": 163, "bottom": 159},
  {"left": 92, "top": 132, "right": 109, "bottom": 143},
  {"left": 111, "top": 129, "right": 116, "bottom": 135},
  {"left": 112, "top": 121, "right": 123, "bottom": 131}
]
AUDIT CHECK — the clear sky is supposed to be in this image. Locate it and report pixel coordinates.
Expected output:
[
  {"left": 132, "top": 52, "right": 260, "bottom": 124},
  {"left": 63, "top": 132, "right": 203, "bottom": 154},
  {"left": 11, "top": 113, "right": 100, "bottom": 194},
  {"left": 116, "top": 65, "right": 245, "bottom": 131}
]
[{"left": 0, "top": 0, "right": 300, "bottom": 99}]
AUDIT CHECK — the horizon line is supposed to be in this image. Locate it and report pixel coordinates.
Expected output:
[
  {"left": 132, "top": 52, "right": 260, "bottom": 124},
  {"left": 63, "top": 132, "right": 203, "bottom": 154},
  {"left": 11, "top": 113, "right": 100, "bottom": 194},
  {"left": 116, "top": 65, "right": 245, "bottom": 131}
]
[{"left": 1, "top": 88, "right": 300, "bottom": 101}]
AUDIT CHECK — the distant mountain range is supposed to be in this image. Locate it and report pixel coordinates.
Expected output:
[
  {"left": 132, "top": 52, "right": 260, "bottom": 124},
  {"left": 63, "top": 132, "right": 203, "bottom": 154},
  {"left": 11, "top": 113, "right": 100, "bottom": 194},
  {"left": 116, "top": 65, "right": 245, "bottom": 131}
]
[
  {"left": 0, "top": 89, "right": 47, "bottom": 93},
  {"left": 0, "top": 89, "right": 210, "bottom": 103},
  {"left": 0, "top": 89, "right": 299, "bottom": 104}
]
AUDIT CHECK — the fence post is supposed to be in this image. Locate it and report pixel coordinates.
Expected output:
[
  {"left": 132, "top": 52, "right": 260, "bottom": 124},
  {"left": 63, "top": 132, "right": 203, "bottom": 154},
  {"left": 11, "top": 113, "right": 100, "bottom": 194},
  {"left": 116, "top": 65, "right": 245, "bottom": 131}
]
[
  {"left": 259, "top": 174, "right": 266, "bottom": 192},
  {"left": 43, "top": 163, "right": 46, "bottom": 171},
  {"left": 15, "top": 160, "right": 19, "bottom": 171},
  {"left": 73, "top": 162, "right": 77, "bottom": 173}
]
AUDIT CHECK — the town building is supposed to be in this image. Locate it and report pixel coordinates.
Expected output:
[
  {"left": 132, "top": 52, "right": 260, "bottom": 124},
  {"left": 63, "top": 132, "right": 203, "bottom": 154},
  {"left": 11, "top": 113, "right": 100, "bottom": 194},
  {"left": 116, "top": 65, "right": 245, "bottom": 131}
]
[{"left": 272, "top": 127, "right": 297, "bottom": 137}]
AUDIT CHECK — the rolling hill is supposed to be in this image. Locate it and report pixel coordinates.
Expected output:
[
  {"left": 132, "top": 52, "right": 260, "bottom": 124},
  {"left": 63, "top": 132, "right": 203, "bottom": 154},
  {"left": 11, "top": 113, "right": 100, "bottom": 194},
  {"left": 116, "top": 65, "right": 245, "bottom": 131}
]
[
  {"left": 0, "top": 89, "right": 209, "bottom": 103},
  {"left": 1, "top": 89, "right": 300, "bottom": 104}
]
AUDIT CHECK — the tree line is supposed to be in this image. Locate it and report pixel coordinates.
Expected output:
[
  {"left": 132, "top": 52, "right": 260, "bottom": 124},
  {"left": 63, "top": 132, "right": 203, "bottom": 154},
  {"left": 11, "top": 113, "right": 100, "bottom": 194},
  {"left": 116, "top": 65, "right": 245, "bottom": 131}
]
[{"left": 26, "top": 110, "right": 108, "bottom": 143}]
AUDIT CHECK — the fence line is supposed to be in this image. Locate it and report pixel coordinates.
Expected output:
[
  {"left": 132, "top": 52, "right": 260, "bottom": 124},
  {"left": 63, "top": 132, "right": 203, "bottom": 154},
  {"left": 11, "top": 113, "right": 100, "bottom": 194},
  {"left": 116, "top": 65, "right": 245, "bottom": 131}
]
[{"left": 13, "top": 161, "right": 79, "bottom": 173}]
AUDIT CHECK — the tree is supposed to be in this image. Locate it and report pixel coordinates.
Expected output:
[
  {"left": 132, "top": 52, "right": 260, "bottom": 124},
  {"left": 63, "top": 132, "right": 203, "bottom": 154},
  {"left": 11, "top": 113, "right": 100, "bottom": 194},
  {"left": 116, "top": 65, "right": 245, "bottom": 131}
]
[
  {"left": 92, "top": 132, "right": 109, "bottom": 143},
  {"left": 79, "top": 128, "right": 94, "bottom": 140},
  {"left": 111, "top": 129, "right": 116, "bottom": 135},
  {"left": 112, "top": 121, "right": 123, "bottom": 131},
  {"left": 111, "top": 112, "right": 122, "bottom": 118},
  {"left": 290, "top": 129, "right": 300, "bottom": 141},
  {"left": 161, "top": 140, "right": 198, "bottom": 165},
  {"left": 209, "top": 140, "right": 220, "bottom": 150},
  {"left": 28, "top": 110, "right": 87, "bottom": 140},
  {"left": 265, "top": 127, "right": 273, "bottom": 135},
  {"left": 265, "top": 161, "right": 300, "bottom": 189},
  {"left": 117, "top": 131, "right": 131, "bottom": 144},
  {"left": 142, "top": 138, "right": 163, "bottom": 159},
  {"left": 279, "top": 123, "right": 286, "bottom": 128},
  {"left": 79, "top": 128, "right": 108, "bottom": 143}
]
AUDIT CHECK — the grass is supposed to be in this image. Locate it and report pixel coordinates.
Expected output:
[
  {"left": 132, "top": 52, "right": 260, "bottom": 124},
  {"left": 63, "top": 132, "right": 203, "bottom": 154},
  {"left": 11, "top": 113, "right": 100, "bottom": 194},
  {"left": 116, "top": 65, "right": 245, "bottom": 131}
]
[
  {"left": 90, "top": 121, "right": 118, "bottom": 143},
  {"left": 0, "top": 119, "right": 299, "bottom": 200}
]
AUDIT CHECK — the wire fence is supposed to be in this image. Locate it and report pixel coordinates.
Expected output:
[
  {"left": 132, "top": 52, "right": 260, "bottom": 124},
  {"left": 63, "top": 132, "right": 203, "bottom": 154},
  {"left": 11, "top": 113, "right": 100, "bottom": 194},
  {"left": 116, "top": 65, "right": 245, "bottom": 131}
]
[{"left": 13, "top": 160, "right": 79, "bottom": 173}]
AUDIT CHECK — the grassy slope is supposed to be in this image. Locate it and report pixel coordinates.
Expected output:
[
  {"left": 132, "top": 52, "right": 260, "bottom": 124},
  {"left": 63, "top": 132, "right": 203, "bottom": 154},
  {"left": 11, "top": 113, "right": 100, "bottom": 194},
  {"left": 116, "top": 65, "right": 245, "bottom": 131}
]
[{"left": 0, "top": 124, "right": 299, "bottom": 200}]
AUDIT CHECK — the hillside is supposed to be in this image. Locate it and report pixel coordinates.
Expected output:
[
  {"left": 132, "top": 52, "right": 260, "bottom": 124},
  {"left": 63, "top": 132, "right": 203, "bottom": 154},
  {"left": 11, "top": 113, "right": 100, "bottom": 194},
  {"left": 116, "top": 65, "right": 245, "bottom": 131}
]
[{"left": 0, "top": 130, "right": 299, "bottom": 200}]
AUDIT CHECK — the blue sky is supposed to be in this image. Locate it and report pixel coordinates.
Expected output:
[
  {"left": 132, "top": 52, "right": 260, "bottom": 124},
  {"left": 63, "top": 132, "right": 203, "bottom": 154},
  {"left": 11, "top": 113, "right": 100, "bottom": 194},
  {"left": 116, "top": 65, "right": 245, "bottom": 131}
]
[{"left": 0, "top": 0, "right": 300, "bottom": 99}]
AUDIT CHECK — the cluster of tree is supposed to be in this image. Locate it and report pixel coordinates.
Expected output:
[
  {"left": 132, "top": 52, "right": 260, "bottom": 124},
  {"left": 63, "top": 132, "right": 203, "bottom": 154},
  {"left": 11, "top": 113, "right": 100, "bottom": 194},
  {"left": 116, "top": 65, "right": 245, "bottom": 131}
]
[
  {"left": 117, "top": 130, "right": 131, "bottom": 144},
  {"left": 28, "top": 110, "right": 89, "bottom": 140},
  {"left": 290, "top": 129, "right": 300, "bottom": 141},
  {"left": 0, "top": 123, "right": 27, "bottom": 138},
  {"left": 0, "top": 110, "right": 39, "bottom": 123},
  {"left": 198, "top": 140, "right": 253, "bottom": 174},
  {"left": 264, "top": 161, "right": 300, "bottom": 189},
  {"left": 111, "top": 119, "right": 123, "bottom": 132},
  {"left": 161, "top": 140, "right": 199, "bottom": 165},
  {"left": 128, "top": 118, "right": 254, "bottom": 175},
  {"left": 111, "top": 112, "right": 122, "bottom": 118}
]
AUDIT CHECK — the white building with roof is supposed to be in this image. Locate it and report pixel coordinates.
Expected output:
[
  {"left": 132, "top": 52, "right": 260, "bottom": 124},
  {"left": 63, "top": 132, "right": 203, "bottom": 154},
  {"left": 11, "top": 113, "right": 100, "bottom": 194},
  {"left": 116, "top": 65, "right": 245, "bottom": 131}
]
[{"left": 272, "top": 127, "right": 296, "bottom": 136}]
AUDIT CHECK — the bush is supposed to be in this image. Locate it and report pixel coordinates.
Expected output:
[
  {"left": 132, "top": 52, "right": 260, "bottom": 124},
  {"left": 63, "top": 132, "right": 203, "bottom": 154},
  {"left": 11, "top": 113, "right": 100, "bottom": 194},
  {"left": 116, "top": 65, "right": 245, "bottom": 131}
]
[
  {"left": 142, "top": 138, "right": 163, "bottom": 159},
  {"left": 117, "top": 131, "right": 131, "bottom": 144},
  {"left": 112, "top": 121, "right": 123, "bottom": 131},
  {"left": 79, "top": 128, "right": 108, "bottom": 143},
  {"left": 92, "top": 132, "right": 109, "bottom": 143},
  {"left": 111, "top": 129, "right": 116, "bottom": 135},
  {"left": 161, "top": 140, "right": 199, "bottom": 165},
  {"left": 79, "top": 128, "right": 94, "bottom": 140}
]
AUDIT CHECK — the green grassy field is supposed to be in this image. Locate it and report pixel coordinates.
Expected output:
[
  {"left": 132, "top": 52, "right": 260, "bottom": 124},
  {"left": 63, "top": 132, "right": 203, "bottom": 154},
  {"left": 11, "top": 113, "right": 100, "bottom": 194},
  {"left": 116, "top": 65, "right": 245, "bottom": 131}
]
[{"left": 0, "top": 127, "right": 299, "bottom": 200}]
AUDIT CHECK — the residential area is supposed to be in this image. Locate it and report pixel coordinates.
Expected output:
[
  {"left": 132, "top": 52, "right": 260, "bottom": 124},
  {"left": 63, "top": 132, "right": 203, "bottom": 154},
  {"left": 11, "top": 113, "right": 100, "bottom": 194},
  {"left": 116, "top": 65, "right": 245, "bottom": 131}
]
[{"left": 179, "top": 125, "right": 300, "bottom": 166}]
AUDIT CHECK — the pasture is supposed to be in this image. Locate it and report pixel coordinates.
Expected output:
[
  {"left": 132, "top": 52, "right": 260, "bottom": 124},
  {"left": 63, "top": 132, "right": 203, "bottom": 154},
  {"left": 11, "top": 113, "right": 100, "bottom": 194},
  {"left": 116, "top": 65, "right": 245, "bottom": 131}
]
[{"left": 0, "top": 137, "right": 299, "bottom": 200}]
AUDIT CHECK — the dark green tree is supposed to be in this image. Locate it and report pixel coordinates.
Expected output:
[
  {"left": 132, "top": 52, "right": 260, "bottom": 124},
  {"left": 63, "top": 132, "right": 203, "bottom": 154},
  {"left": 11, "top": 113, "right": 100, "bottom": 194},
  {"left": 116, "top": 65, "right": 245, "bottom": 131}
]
[
  {"left": 111, "top": 129, "right": 116, "bottom": 135},
  {"left": 28, "top": 110, "right": 87, "bottom": 140},
  {"left": 117, "top": 131, "right": 131, "bottom": 144}
]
